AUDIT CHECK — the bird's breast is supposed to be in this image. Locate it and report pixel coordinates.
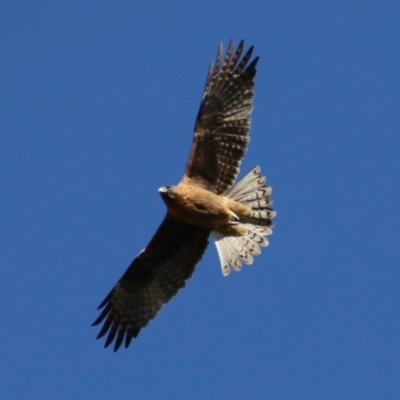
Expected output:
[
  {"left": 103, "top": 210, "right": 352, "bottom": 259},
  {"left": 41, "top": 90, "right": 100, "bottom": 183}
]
[{"left": 165, "top": 184, "right": 233, "bottom": 229}]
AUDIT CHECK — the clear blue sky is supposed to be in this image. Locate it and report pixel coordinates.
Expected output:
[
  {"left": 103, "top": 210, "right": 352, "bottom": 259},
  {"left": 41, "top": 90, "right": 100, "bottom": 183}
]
[{"left": 1, "top": 1, "right": 399, "bottom": 399}]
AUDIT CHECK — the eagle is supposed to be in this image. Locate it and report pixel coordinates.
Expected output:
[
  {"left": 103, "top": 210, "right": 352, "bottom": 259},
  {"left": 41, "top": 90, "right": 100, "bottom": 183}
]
[{"left": 93, "top": 40, "right": 276, "bottom": 351}]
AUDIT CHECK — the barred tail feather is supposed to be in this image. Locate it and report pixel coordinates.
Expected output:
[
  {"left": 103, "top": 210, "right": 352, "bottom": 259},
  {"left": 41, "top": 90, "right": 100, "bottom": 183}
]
[{"left": 213, "top": 166, "right": 275, "bottom": 276}]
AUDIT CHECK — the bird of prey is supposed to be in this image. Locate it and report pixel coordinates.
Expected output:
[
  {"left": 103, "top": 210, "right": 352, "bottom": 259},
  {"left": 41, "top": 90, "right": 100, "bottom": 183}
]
[{"left": 93, "top": 40, "right": 276, "bottom": 351}]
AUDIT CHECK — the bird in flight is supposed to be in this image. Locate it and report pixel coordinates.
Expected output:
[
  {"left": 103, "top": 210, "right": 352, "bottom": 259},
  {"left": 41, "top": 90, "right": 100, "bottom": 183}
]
[{"left": 93, "top": 40, "right": 276, "bottom": 351}]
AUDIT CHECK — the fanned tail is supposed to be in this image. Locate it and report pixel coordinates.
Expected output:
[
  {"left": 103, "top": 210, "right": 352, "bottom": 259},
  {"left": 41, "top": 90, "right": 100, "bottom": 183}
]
[{"left": 213, "top": 166, "right": 275, "bottom": 276}]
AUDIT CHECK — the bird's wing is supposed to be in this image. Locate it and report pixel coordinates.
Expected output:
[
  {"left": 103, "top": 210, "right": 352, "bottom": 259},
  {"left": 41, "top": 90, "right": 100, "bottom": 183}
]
[
  {"left": 92, "top": 215, "right": 210, "bottom": 351},
  {"left": 183, "top": 40, "right": 259, "bottom": 194}
]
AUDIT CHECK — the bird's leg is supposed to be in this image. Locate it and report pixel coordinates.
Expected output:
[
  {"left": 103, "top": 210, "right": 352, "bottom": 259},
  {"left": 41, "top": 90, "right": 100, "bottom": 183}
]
[{"left": 227, "top": 210, "right": 240, "bottom": 224}]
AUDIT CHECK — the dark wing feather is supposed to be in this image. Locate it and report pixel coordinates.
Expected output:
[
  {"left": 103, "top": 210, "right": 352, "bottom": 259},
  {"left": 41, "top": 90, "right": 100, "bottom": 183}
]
[
  {"left": 184, "top": 40, "right": 259, "bottom": 194},
  {"left": 93, "top": 215, "right": 210, "bottom": 351}
]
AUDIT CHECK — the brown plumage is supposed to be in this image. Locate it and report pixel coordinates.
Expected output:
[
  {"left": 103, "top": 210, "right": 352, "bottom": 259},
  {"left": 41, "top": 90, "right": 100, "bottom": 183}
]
[
  {"left": 92, "top": 40, "right": 275, "bottom": 351},
  {"left": 185, "top": 40, "right": 258, "bottom": 193}
]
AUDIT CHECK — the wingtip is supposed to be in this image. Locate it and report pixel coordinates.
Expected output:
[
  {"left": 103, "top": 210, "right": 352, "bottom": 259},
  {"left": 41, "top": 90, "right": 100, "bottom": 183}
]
[
  {"left": 218, "top": 42, "right": 223, "bottom": 56},
  {"left": 113, "top": 341, "right": 122, "bottom": 352},
  {"left": 226, "top": 38, "right": 234, "bottom": 50},
  {"left": 104, "top": 327, "right": 118, "bottom": 348},
  {"left": 249, "top": 55, "right": 260, "bottom": 68},
  {"left": 97, "top": 289, "right": 113, "bottom": 309}
]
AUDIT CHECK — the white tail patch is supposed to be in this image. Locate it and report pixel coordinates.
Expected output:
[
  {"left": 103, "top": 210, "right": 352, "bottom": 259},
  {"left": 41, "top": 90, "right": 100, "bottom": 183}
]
[{"left": 213, "top": 166, "right": 275, "bottom": 276}]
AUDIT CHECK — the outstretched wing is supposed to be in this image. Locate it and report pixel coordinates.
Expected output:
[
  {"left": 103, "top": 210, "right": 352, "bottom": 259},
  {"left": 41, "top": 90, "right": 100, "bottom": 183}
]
[
  {"left": 184, "top": 40, "right": 259, "bottom": 194},
  {"left": 92, "top": 215, "right": 210, "bottom": 351}
]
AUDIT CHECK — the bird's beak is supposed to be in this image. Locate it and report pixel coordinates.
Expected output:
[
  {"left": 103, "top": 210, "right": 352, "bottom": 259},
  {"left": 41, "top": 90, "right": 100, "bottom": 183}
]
[{"left": 158, "top": 187, "right": 167, "bottom": 193}]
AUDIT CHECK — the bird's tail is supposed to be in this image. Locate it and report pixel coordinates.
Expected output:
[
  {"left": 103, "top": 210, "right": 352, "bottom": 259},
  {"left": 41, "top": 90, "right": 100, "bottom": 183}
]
[{"left": 213, "top": 166, "right": 275, "bottom": 276}]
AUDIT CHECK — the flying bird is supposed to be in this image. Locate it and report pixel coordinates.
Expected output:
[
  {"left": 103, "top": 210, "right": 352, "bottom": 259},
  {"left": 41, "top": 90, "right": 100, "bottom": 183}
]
[{"left": 93, "top": 40, "right": 276, "bottom": 351}]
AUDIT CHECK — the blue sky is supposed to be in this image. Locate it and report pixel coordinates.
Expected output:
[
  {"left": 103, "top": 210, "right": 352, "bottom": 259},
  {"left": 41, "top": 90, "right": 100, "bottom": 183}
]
[{"left": 1, "top": 1, "right": 400, "bottom": 399}]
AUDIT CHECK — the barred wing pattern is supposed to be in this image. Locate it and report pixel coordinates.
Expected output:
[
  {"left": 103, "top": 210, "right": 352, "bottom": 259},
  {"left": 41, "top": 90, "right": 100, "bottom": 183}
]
[
  {"left": 184, "top": 40, "right": 259, "bottom": 194},
  {"left": 93, "top": 216, "right": 210, "bottom": 351}
]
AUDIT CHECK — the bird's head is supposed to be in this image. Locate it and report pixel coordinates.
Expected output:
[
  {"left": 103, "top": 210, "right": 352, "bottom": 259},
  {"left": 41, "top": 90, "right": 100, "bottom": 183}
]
[{"left": 158, "top": 185, "right": 177, "bottom": 203}]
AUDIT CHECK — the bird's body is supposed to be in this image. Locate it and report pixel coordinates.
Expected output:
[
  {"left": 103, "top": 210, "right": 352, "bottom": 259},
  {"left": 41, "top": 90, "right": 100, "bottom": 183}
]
[
  {"left": 93, "top": 40, "right": 276, "bottom": 351},
  {"left": 159, "top": 181, "right": 250, "bottom": 235}
]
